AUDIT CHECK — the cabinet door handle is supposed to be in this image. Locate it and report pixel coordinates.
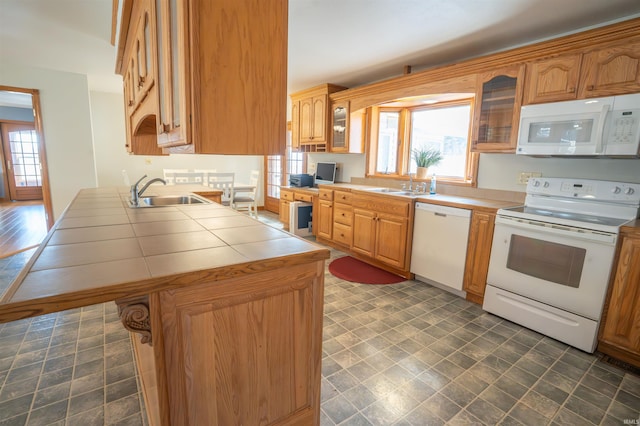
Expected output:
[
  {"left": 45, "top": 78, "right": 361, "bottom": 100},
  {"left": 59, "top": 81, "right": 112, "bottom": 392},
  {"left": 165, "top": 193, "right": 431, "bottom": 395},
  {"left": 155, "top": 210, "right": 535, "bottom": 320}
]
[
  {"left": 567, "top": 87, "right": 575, "bottom": 93},
  {"left": 587, "top": 85, "right": 594, "bottom": 91}
]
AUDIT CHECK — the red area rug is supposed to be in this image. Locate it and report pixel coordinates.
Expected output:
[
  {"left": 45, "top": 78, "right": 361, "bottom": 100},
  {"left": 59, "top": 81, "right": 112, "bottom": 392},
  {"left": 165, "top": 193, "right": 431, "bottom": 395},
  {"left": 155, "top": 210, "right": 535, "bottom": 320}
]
[{"left": 328, "top": 256, "right": 405, "bottom": 285}]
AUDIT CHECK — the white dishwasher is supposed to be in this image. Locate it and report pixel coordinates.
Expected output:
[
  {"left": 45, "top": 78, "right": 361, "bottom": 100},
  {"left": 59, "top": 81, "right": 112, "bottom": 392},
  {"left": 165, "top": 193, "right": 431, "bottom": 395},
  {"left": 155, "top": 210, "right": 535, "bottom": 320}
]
[{"left": 411, "top": 203, "right": 471, "bottom": 293}]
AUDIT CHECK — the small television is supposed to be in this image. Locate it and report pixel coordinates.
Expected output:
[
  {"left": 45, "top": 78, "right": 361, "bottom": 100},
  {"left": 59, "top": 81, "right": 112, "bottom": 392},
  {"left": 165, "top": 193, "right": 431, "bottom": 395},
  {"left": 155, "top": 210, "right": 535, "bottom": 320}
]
[{"left": 314, "top": 162, "right": 337, "bottom": 186}]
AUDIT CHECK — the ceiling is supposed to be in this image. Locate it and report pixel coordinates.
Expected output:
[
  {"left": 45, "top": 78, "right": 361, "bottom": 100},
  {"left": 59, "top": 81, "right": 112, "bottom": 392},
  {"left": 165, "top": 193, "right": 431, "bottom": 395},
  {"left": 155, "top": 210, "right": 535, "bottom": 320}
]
[{"left": 1, "top": 0, "right": 640, "bottom": 99}]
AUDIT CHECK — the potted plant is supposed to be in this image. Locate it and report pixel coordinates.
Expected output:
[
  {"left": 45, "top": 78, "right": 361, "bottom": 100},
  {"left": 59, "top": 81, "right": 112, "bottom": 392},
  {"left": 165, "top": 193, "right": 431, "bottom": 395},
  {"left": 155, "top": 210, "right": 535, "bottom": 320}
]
[{"left": 412, "top": 148, "right": 443, "bottom": 179}]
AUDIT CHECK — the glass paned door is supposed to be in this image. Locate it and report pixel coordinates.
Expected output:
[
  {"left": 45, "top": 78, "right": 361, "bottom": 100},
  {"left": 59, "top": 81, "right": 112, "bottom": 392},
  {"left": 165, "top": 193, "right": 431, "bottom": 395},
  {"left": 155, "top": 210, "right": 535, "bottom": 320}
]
[{"left": 1, "top": 123, "right": 43, "bottom": 201}]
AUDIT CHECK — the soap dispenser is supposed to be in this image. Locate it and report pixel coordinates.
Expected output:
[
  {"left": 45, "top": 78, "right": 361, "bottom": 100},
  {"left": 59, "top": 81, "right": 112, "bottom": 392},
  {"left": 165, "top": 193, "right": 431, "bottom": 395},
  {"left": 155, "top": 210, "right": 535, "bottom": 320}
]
[{"left": 429, "top": 173, "right": 437, "bottom": 195}]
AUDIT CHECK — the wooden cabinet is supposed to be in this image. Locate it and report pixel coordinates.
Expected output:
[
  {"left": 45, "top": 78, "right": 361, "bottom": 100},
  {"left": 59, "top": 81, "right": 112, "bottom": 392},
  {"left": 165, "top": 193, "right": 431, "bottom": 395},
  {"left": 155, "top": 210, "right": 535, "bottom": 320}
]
[
  {"left": 524, "top": 54, "right": 582, "bottom": 104},
  {"left": 330, "top": 101, "right": 348, "bottom": 152},
  {"left": 279, "top": 189, "right": 294, "bottom": 228},
  {"left": 118, "top": 0, "right": 287, "bottom": 155},
  {"left": 290, "top": 84, "right": 347, "bottom": 152},
  {"left": 471, "top": 65, "right": 525, "bottom": 153},
  {"left": 317, "top": 200, "right": 333, "bottom": 240},
  {"left": 332, "top": 190, "right": 353, "bottom": 247},
  {"left": 119, "top": 0, "right": 164, "bottom": 156},
  {"left": 329, "top": 101, "right": 365, "bottom": 153},
  {"left": 463, "top": 211, "right": 496, "bottom": 305},
  {"left": 148, "top": 260, "right": 325, "bottom": 425},
  {"left": 598, "top": 225, "right": 640, "bottom": 367},
  {"left": 352, "top": 194, "right": 412, "bottom": 272},
  {"left": 524, "top": 40, "right": 640, "bottom": 104},
  {"left": 154, "top": 0, "right": 189, "bottom": 148},
  {"left": 315, "top": 189, "right": 333, "bottom": 240},
  {"left": 580, "top": 40, "right": 640, "bottom": 98}
]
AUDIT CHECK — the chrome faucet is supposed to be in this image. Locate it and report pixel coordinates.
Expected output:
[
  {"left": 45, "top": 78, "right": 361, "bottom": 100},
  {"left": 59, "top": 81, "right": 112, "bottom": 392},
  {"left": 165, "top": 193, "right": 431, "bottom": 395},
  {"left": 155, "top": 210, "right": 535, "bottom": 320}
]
[
  {"left": 403, "top": 173, "right": 414, "bottom": 192},
  {"left": 130, "top": 175, "right": 166, "bottom": 206}
]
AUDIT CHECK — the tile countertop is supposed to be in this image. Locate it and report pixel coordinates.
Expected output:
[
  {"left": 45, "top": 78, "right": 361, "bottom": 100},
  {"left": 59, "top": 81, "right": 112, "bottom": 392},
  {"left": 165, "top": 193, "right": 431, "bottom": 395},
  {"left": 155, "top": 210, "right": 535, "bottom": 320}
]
[{"left": 0, "top": 186, "right": 329, "bottom": 323}]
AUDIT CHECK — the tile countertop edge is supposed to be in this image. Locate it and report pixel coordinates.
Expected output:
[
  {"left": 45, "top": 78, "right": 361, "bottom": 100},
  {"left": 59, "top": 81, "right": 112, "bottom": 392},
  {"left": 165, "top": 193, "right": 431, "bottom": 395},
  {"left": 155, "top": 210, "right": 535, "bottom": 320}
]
[
  {"left": 0, "top": 187, "right": 329, "bottom": 324},
  {"left": 0, "top": 250, "right": 329, "bottom": 324}
]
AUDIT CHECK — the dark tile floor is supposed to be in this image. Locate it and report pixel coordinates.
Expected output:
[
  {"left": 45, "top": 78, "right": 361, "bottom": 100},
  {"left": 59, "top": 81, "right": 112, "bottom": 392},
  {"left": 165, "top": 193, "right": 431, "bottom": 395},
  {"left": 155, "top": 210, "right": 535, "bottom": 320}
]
[{"left": 0, "top": 211, "right": 638, "bottom": 425}]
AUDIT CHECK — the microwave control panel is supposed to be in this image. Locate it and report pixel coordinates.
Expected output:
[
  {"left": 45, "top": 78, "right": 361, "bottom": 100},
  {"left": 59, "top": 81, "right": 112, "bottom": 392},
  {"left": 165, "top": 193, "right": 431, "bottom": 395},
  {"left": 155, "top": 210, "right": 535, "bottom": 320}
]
[{"left": 607, "top": 109, "right": 640, "bottom": 145}]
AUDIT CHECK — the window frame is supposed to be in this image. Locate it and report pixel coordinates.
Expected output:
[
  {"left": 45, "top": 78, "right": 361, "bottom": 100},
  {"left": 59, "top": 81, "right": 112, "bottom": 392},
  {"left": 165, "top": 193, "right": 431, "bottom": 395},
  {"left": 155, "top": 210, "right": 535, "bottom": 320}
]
[{"left": 367, "top": 98, "right": 479, "bottom": 187}]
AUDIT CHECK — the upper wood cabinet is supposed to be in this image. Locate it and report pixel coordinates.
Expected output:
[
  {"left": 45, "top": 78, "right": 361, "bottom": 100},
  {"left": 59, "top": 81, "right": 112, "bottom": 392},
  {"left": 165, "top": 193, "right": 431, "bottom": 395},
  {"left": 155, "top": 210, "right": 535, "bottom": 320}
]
[
  {"left": 579, "top": 40, "right": 640, "bottom": 98},
  {"left": 330, "top": 101, "right": 349, "bottom": 152},
  {"left": 524, "top": 39, "right": 640, "bottom": 104},
  {"left": 524, "top": 53, "right": 583, "bottom": 104},
  {"left": 290, "top": 84, "right": 346, "bottom": 152},
  {"left": 329, "top": 101, "right": 365, "bottom": 154},
  {"left": 154, "top": 0, "right": 190, "bottom": 149},
  {"left": 471, "top": 64, "right": 525, "bottom": 153},
  {"left": 118, "top": 0, "right": 287, "bottom": 155},
  {"left": 119, "top": 0, "right": 164, "bottom": 156}
]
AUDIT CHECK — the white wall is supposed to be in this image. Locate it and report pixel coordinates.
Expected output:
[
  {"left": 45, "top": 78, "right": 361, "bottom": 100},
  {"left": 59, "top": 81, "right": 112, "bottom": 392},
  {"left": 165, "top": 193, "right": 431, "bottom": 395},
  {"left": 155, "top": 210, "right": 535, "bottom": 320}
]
[
  {"left": 478, "top": 154, "right": 640, "bottom": 191},
  {"left": 88, "top": 92, "right": 265, "bottom": 204},
  {"left": 0, "top": 63, "right": 97, "bottom": 219},
  {"left": 307, "top": 153, "right": 366, "bottom": 183}
]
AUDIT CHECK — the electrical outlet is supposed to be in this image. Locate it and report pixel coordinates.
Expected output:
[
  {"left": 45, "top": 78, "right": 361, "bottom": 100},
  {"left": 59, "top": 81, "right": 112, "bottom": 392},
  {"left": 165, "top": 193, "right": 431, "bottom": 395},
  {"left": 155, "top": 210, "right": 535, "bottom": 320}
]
[{"left": 518, "top": 172, "right": 541, "bottom": 185}]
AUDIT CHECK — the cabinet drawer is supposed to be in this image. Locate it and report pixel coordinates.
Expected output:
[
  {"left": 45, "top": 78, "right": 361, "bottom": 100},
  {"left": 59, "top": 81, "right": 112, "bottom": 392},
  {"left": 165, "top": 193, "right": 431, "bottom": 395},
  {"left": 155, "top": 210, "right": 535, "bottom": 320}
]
[
  {"left": 334, "top": 205, "right": 353, "bottom": 226},
  {"left": 333, "top": 222, "right": 352, "bottom": 246},
  {"left": 353, "top": 195, "right": 410, "bottom": 217},
  {"left": 319, "top": 189, "right": 333, "bottom": 201},
  {"left": 294, "top": 192, "right": 313, "bottom": 202},
  {"left": 334, "top": 191, "right": 352, "bottom": 205},
  {"left": 281, "top": 190, "right": 294, "bottom": 201}
]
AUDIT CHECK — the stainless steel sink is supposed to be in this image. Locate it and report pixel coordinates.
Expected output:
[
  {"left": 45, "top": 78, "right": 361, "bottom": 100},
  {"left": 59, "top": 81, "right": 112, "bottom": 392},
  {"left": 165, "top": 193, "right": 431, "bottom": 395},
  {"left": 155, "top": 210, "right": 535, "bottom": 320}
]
[
  {"left": 368, "top": 188, "right": 404, "bottom": 193},
  {"left": 129, "top": 194, "right": 211, "bottom": 208},
  {"left": 366, "top": 188, "right": 417, "bottom": 196}
]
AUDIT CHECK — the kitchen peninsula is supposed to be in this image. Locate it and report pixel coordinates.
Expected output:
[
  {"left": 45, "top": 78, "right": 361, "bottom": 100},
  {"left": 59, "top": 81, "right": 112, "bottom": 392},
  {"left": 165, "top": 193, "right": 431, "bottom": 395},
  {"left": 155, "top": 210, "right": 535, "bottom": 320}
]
[{"left": 0, "top": 186, "right": 329, "bottom": 426}]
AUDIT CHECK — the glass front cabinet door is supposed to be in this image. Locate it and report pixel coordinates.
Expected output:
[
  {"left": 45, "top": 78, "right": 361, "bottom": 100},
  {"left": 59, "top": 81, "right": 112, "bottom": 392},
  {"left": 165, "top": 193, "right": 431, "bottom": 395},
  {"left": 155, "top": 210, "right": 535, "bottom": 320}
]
[
  {"left": 330, "top": 101, "right": 349, "bottom": 152},
  {"left": 471, "top": 65, "right": 525, "bottom": 153}
]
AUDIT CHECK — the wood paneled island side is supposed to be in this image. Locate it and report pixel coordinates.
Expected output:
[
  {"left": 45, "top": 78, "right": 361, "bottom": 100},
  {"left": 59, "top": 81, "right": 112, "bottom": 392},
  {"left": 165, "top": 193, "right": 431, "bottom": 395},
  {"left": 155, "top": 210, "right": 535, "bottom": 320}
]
[{"left": 0, "top": 187, "right": 330, "bottom": 425}]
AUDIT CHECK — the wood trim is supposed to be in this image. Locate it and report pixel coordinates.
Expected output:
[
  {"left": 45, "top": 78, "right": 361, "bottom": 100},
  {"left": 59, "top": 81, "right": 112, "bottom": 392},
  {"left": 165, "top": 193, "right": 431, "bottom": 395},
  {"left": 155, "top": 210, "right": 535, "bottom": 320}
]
[
  {"left": 115, "top": 0, "right": 134, "bottom": 74},
  {"left": 331, "top": 18, "right": 640, "bottom": 111},
  {"left": 596, "top": 341, "right": 640, "bottom": 368},
  {"left": 111, "top": 0, "right": 119, "bottom": 46}
]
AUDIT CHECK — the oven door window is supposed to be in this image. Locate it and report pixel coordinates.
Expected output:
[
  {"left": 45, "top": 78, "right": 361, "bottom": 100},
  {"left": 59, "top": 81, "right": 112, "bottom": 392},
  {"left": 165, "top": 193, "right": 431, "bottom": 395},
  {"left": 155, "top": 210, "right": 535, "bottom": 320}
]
[{"left": 507, "top": 235, "right": 586, "bottom": 288}]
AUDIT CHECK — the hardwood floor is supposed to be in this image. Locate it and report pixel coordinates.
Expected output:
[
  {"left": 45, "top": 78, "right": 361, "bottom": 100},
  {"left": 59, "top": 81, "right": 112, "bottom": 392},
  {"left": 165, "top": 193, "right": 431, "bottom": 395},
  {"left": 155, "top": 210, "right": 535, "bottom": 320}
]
[{"left": 0, "top": 200, "right": 47, "bottom": 258}]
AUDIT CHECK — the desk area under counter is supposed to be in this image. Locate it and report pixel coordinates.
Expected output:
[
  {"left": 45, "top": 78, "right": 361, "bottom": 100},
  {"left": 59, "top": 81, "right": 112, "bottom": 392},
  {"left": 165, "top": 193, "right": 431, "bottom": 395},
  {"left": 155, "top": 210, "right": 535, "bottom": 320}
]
[{"left": 0, "top": 186, "right": 330, "bottom": 426}]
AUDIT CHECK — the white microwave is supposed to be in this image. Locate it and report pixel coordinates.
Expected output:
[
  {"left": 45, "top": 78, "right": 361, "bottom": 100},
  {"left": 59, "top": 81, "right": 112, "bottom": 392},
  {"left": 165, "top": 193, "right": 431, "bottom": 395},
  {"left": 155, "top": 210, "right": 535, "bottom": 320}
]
[{"left": 516, "top": 93, "right": 640, "bottom": 157}]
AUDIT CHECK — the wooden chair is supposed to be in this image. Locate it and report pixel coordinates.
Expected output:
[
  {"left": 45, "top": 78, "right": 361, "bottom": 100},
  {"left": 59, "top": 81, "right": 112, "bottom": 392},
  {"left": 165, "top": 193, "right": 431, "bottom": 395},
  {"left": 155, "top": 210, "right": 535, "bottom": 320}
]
[
  {"left": 207, "top": 172, "right": 235, "bottom": 206},
  {"left": 194, "top": 169, "right": 217, "bottom": 183},
  {"left": 163, "top": 169, "right": 189, "bottom": 185},
  {"left": 232, "top": 170, "right": 259, "bottom": 218},
  {"left": 171, "top": 171, "right": 205, "bottom": 185}
]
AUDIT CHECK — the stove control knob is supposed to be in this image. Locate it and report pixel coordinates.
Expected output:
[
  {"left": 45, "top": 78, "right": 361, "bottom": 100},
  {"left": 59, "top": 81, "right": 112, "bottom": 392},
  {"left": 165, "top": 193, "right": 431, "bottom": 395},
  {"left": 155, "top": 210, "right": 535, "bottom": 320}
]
[
  {"left": 612, "top": 186, "right": 622, "bottom": 194},
  {"left": 543, "top": 181, "right": 550, "bottom": 188},
  {"left": 624, "top": 187, "right": 635, "bottom": 195},
  {"left": 532, "top": 180, "right": 541, "bottom": 187}
]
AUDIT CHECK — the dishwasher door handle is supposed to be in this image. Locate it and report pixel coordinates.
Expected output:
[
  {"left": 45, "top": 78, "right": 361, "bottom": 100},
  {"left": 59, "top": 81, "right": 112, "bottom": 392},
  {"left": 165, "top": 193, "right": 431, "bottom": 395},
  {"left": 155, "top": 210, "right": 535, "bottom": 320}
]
[{"left": 434, "top": 212, "right": 447, "bottom": 217}]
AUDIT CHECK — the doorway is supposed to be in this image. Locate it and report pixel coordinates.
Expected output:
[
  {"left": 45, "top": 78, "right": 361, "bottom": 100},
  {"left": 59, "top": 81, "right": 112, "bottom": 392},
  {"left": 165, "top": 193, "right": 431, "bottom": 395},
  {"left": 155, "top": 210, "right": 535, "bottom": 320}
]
[
  {"left": 0, "top": 85, "right": 53, "bottom": 229},
  {"left": 1, "top": 123, "right": 43, "bottom": 201}
]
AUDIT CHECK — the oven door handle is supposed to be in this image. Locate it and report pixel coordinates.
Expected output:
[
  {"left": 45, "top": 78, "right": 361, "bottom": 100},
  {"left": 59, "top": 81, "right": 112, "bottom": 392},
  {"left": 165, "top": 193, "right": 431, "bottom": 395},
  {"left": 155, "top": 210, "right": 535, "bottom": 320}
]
[{"left": 494, "top": 216, "right": 617, "bottom": 245}]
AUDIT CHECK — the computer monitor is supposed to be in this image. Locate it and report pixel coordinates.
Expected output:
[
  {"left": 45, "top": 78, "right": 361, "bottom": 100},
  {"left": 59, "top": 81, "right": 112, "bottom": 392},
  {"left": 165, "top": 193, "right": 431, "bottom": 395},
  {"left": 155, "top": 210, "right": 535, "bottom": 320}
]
[{"left": 314, "top": 162, "right": 336, "bottom": 186}]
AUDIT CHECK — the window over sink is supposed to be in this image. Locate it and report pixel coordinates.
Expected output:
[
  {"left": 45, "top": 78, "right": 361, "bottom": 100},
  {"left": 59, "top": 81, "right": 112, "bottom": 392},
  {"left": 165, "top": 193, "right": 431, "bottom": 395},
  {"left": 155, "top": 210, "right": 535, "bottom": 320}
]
[{"left": 369, "top": 96, "right": 478, "bottom": 186}]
